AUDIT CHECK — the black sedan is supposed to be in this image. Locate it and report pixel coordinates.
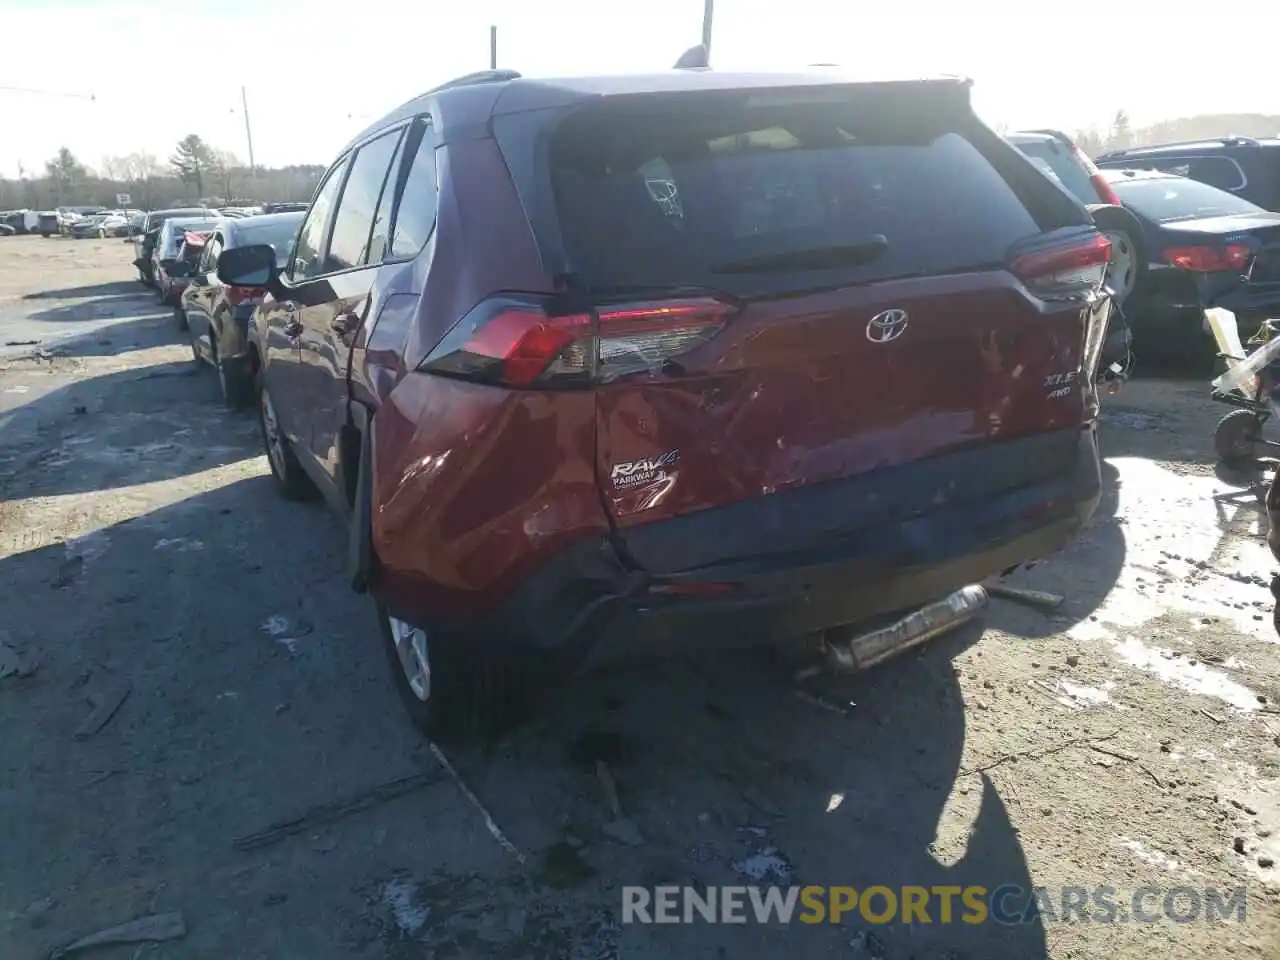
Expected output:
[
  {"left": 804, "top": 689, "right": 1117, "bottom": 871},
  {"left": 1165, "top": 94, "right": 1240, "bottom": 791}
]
[{"left": 1103, "top": 167, "right": 1280, "bottom": 353}]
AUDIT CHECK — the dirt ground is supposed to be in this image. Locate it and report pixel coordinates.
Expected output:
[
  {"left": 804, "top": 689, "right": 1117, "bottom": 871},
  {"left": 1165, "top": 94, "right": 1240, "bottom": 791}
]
[{"left": 2, "top": 234, "right": 1279, "bottom": 960}]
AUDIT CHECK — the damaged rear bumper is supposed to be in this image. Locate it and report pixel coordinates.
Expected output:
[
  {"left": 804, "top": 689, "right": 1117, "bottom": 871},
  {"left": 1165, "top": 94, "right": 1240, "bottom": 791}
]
[{"left": 399, "top": 425, "right": 1101, "bottom": 673}]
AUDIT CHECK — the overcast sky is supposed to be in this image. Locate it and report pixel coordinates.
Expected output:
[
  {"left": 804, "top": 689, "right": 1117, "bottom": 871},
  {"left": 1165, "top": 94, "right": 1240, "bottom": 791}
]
[{"left": 3, "top": 0, "right": 1278, "bottom": 178}]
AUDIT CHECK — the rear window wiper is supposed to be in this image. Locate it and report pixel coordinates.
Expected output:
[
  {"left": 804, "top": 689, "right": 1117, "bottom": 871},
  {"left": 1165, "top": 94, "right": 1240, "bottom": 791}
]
[{"left": 708, "top": 236, "right": 889, "bottom": 274}]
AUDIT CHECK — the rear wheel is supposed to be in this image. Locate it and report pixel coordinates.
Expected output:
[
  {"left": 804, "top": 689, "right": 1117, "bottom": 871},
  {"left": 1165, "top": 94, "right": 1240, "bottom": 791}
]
[
  {"left": 257, "top": 370, "right": 316, "bottom": 500},
  {"left": 1214, "top": 409, "right": 1263, "bottom": 468},
  {"left": 1090, "top": 205, "right": 1147, "bottom": 307},
  {"left": 376, "top": 604, "right": 525, "bottom": 742}
]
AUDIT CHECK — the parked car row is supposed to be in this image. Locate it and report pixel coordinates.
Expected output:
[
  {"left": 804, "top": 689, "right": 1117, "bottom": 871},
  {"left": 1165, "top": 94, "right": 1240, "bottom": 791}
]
[
  {"left": 161, "top": 67, "right": 1117, "bottom": 741},
  {"left": 1007, "top": 131, "right": 1280, "bottom": 361}
]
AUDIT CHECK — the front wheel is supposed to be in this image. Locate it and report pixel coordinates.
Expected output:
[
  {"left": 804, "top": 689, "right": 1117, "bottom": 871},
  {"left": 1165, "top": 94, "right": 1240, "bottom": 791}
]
[
  {"left": 257, "top": 371, "right": 317, "bottom": 500},
  {"left": 173, "top": 306, "right": 188, "bottom": 331}
]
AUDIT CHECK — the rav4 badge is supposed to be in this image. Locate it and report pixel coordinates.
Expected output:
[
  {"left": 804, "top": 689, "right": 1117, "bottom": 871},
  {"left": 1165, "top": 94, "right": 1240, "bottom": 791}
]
[{"left": 611, "top": 450, "right": 680, "bottom": 490}]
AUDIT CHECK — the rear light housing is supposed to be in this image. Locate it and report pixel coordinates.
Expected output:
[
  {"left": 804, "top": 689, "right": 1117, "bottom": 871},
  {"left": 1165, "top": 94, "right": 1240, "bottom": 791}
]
[
  {"left": 1164, "top": 244, "right": 1251, "bottom": 273},
  {"left": 418, "top": 295, "right": 737, "bottom": 388},
  {"left": 1010, "top": 233, "right": 1112, "bottom": 301},
  {"left": 224, "top": 285, "right": 266, "bottom": 307}
]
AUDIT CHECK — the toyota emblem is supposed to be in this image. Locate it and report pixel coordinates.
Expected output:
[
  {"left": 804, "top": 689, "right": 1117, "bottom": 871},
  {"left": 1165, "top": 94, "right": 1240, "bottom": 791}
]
[{"left": 866, "top": 309, "right": 909, "bottom": 344}]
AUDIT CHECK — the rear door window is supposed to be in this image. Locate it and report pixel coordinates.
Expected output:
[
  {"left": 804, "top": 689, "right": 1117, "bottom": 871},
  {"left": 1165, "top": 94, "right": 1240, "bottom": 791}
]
[
  {"left": 324, "top": 127, "right": 405, "bottom": 272},
  {"left": 388, "top": 121, "right": 439, "bottom": 259},
  {"left": 1011, "top": 139, "right": 1099, "bottom": 206},
  {"left": 548, "top": 97, "right": 1044, "bottom": 295}
]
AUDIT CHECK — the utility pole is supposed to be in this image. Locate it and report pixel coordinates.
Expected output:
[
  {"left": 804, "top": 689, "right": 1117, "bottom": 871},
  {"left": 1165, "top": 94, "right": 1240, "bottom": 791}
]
[
  {"left": 701, "top": 0, "right": 713, "bottom": 59},
  {"left": 489, "top": 25, "right": 497, "bottom": 69},
  {"left": 240, "top": 85, "right": 256, "bottom": 176}
]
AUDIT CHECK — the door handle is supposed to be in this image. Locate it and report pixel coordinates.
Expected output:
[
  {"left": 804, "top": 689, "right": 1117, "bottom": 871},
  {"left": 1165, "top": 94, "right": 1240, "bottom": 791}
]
[{"left": 330, "top": 312, "right": 360, "bottom": 337}]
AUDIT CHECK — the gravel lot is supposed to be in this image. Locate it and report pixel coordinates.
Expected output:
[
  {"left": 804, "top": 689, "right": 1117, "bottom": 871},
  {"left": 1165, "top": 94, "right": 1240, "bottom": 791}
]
[{"left": 2, "top": 235, "right": 1279, "bottom": 960}]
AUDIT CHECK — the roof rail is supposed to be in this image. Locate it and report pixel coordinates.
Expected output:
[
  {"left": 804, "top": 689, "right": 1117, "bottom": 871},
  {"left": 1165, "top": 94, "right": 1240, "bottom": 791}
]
[
  {"left": 431, "top": 69, "right": 522, "bottom": 94},
  {"left": 1103, "top": 135, "right": 1263, "bottom": 157}
]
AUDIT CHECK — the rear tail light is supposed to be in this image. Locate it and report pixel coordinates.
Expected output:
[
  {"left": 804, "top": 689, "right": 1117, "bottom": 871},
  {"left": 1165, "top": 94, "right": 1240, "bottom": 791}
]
[
  {"left": 419, "top": 295, "right": 735, "bottom": 388},
  {"left": 224, "top": 285, "right": 266, "bottom": 307},
  {"left": 1164, "top": 244, "right": 1251, "bottom": 273},
  {"left": 1010, "top": 233, "right": 1112, "bottom": 301}
]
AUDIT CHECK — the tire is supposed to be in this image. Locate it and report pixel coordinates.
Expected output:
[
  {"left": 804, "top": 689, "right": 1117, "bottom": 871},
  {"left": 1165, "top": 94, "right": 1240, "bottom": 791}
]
[
  {"left": 256, "top": 368, "right": 317, "bottom": 500},
  {"left": 1089, "top": 204, "right": 1147, "bottom": 307},
  {"left": 173, "top": 305, "right": 188, "bottom": 331},
  {"left": 1213, "top": 409, "right": 1263, "bottom": 468},
  {"left": 376, "top": 603, "right": 526, "bottom": 742}
]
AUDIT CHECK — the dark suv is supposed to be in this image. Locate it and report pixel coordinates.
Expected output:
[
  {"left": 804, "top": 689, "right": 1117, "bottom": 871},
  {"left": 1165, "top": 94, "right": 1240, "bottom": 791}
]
[
  {"left": 1096, "top": 137, "right": 1280, "bottom": 212},
  {"left": 217, "top": 69, "right": 1111, "bottom": 738}
]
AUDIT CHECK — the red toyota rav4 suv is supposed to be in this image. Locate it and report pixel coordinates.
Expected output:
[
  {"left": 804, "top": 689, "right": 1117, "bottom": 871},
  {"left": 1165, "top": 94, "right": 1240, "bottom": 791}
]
[{"left": 217, "top": 68, "right": 1112, "bottom": 739}]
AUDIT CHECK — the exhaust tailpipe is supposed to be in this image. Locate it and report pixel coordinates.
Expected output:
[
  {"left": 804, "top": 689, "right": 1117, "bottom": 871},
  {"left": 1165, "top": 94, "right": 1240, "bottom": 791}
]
[{"left": 822, "top": 585, "right": 989, "bottom": 673}]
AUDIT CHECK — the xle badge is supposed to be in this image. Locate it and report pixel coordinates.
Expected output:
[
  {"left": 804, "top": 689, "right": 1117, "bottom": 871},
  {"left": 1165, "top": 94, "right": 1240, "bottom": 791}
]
[{"left": 612, "top": 450, "right": 680, "bottom": 490}]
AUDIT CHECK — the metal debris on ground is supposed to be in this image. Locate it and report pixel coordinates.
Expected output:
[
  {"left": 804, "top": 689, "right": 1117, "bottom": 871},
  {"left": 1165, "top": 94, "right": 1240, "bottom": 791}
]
[
  {"left": 0, "top": 639, "right": 39, "bottom": 680},
  {"left": 595, "top": 761, "right": 624, "bottom": 820},
  {"left": 423, "top": 739, "right": 526, "bottom": 863},
  {"left": 232, "top": 768, "right": 446, "bottom": 852},
  {"left": 47, "top": 911, "right": 186, "bottom": 959},
  {"left": 72, "top": 684, "right": 130, "bottom": 740},
  {"left": 790, "top": 686, "right": 851, "bottom": 716},
  {"left": 595, "top": 760, "right": 646, "bottom": 847},
  {"left": 985, "top": 582, "right": 1066, "bottom": 611}
]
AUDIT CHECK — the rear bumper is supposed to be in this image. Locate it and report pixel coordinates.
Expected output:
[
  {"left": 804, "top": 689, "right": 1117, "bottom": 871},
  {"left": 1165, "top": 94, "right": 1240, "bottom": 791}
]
[{"left": 392, "top": 425, "right": 1102, "bottom": 670}]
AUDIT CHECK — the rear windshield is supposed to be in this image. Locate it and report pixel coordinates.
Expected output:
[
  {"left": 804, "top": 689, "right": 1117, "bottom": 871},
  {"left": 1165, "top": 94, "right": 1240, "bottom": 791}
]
[
  {"left": 164, "top": 220, "right": 219, "bottom": 253},
  {"left": 547, "top": 97, "right": 1045, "bottom": 293},
  {"left": 1012, "top": 139, "right": 1099, "bottom": 206},
  {"left": 234, "top": 217, "right": 302, "bottom": 266},
  {"left": 1109, "top": 176, "right": 1263, "bottom": 223}
]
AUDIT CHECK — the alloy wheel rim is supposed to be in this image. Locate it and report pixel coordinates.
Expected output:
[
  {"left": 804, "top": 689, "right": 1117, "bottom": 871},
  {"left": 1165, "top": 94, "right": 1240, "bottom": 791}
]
[
  {"left": 1103, "top": 231, "right": 1137, "bottom": 300},
  {"left": 389, "top": 616, "right": 431, "bottom": 701},
  {"left": 260, "top": 386, "right": 287, "bottom": 475}
]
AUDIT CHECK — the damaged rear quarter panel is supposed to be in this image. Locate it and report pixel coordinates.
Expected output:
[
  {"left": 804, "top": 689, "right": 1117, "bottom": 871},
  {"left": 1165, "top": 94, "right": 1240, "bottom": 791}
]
[{"left": 370, "top": 373, "right": 608, "bottom": 621}]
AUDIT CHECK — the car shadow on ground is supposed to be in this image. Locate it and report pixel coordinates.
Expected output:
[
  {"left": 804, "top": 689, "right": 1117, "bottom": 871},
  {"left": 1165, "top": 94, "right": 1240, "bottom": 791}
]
[
  {"left": 450, "top": 620, "right": 1048, "bottom": 958},
  {"left": 0, "top": 359, "right": 257, "bottom": 499},
  {"left": 22, "top": 280, "right": 144, "bottom": 302},
  {"left": 0, "top": 478, "right": 1053, "bottom": 958},
  {"left": 0, "top": 477, "right": 471, "bottom": 960},
  {"left": 32, "top": 312, "right": 178, "bottom": 360},
  {"left": 24, "top": 291, "right": 162, "bottom": 325}
]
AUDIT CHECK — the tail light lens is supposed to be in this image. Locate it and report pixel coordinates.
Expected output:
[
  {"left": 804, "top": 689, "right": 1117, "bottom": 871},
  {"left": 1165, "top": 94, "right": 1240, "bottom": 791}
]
[
  {"left": 418, "top": 295, "right": 735, "bottom": 388},
  {"left": 224, "top": 285, "right": 266, "bottom": 306},
  {"left": 1010, "top": 233, "right": 1112, "bottom": 301},
  {"left": 1164, "top": 244, "right": 1251, "bottom": 273}
]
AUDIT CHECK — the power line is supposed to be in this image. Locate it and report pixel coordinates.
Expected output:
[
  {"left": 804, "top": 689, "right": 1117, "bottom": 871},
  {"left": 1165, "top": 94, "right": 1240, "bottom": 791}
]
[{"left": 0, "top": 84, "right": 95, "bottom": 101}]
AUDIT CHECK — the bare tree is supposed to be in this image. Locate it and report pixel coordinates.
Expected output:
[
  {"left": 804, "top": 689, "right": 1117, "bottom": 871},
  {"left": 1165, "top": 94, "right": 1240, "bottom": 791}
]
[
  {"left": 212, "top": 149, "right": 245, "bottom": 202},
  {"left": 124, "top": 151, "right": 161, "bottom": 207},
  {"left": 99, "top": 155, "right": 126, "bottom": 182}
]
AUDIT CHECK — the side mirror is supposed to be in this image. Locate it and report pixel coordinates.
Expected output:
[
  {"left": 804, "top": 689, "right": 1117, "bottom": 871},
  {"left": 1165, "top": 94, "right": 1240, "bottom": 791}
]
[{"left": 217, "top": 244, "right": 278, "bottom": 287}]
